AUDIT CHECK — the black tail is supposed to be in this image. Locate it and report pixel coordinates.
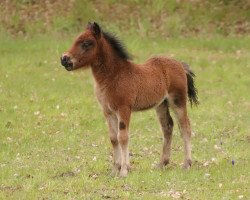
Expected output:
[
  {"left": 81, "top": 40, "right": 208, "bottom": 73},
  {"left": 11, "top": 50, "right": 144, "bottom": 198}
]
[{"left": 182, "top": 62, "right": 199, "bottom": 107}]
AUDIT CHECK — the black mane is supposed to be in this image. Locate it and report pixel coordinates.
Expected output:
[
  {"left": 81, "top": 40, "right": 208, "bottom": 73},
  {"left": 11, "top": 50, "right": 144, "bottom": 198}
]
[{"left": 102, "top": 31, "right": 131, "bottom": 60}]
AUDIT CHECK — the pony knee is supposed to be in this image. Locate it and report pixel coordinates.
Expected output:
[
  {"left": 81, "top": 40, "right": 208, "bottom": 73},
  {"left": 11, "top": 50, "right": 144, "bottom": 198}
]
[
  {"left": 117, "top": 120, "right": 129, "bottom": 145},
  {"left": 119, "top": 121, "right": 126, "bottom": 130}
]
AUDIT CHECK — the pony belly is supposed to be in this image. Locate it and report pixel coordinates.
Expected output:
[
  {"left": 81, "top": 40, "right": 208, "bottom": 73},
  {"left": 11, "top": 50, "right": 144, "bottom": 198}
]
[
  {"left": 132, "top": 102, "right": 157, "bottom": 111},
  {"left": 132, "top": 94, "right": 167, "bottom": 112}
]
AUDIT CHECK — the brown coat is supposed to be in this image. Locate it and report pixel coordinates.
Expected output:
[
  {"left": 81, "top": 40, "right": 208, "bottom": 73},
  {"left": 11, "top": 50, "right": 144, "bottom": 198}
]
[{"left": 61, "top": 22, "right": 198, "bottom": 177}]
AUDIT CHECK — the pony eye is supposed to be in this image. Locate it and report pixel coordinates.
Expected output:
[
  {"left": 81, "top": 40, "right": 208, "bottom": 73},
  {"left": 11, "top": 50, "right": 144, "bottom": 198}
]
[{"left": 81, "top": 41, "right": 93, "bottom": 49}]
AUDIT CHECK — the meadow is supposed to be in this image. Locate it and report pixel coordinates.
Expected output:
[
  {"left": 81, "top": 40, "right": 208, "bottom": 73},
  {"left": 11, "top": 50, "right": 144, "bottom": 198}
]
[
  {"left": 0, "top": 0, "right": 250, "bottom": 199},
  {"left": 0, "top": 32, "right": 249, "bottom": 199}
]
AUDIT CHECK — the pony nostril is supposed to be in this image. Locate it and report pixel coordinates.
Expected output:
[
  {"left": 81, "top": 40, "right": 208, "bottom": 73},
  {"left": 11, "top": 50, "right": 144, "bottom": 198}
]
[
  {"left": 62, "top": 56, "right": 69, "bottom": 62},
  {"left": 61, "top": 55, "right": 71, "bottom": 67},
  {"left": 61, "top": 55, "right": 74, "bottom": 71}
]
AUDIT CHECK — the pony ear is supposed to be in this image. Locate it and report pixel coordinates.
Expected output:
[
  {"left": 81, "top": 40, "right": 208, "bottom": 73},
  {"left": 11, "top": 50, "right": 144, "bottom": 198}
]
[
  {"left": 92, "top": 22, "right": 101, "bottom": 38},
  {"left": 86, "top": 22, "right": 101, "bottom": 38},
  {"left": 87, "top": 22, "right": 92, "bottom": 29}
]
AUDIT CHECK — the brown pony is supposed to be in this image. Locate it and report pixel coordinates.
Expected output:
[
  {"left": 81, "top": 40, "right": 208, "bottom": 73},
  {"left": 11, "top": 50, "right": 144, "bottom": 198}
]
[{"left": 61, "top": 22, "right": 198, "bottom": 177}]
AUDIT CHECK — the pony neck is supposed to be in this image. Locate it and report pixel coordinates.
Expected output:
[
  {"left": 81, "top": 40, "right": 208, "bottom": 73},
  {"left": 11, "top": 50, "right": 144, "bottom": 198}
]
[{"left": 90, "top": 39, "right": 130, "bottom": 84}]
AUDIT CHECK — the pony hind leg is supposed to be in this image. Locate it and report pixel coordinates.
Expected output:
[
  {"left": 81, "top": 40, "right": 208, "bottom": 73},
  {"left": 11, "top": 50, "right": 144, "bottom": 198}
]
[
  {"left": 155, "top": 99, "right": 174, "bottom": 168},
  {"left": 170, "top": 96, "right": 192, "bottom": 169}
]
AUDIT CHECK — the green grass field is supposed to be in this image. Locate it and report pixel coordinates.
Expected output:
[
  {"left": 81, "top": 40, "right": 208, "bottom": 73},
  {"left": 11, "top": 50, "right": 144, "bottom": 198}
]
[
  {"left": 0, "top": 0, "right": 250, "bottom": 199},
  {"left": 0, "top": 33, "right": 249, "bottom": 199}
]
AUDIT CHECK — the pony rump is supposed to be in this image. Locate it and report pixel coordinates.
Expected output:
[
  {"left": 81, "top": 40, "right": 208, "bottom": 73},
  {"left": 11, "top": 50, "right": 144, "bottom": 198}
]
[{"left": 182, "top": 62, "right": 199, "bottom": 106}]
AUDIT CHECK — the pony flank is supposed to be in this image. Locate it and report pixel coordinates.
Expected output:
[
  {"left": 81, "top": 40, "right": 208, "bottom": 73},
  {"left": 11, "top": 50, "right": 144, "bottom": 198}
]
[{"left": 61, "top": 22, "right": 198, "bottom": 177}]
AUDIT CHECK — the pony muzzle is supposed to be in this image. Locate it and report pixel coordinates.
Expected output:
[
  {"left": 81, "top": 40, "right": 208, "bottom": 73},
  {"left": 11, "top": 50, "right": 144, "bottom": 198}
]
[{"left": 61, "top": 55, "right": 74, "bottom": 71}]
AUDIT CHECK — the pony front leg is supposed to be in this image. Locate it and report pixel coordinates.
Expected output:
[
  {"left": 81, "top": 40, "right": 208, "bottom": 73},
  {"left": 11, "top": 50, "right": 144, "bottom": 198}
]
[
  {"left": 117, "top": 107, "right": 131, "bottom": 177},
  {"left": 104, "top": 112, "right": 121, "bottom": 176}
]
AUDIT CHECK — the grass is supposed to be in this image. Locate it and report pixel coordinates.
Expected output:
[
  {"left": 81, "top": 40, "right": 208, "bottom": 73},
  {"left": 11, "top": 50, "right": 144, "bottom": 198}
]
[
  {"left": 1, "top": 1, "right": 249, "bottom": 199},
  {"left": 0, "top": 32, "right": 249, "bottom": 199}
]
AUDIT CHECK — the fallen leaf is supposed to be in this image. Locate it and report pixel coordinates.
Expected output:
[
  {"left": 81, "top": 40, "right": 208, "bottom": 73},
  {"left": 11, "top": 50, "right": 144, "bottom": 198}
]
[
  {"left": 34, "top": 111, "right": 40, "bottom": 116},
  {"left": 204, "top": 173, "right": 210, "bottom": 178}
]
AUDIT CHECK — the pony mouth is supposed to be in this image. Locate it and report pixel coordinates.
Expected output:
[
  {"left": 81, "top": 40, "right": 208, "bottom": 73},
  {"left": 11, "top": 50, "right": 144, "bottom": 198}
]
[
  {"left": 60, "top": 56, "right": 74, "bottom": 71},
  {"left": 65, "top": 65, "right": 74, "bottom": 71}
]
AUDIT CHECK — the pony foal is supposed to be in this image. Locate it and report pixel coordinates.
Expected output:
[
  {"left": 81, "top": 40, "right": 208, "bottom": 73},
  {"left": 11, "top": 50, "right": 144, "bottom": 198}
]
[{"left": 60, "top": 22, "right": 198, "bottom": 177}]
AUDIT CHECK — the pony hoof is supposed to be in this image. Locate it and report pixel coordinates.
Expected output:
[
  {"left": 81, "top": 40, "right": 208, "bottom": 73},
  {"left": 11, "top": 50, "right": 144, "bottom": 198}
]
[
  {"left": 126, "top": 164, "right": 131, "bottom": 171},
  {"left": 110, "top": 164, "right": 121, "bottom": 177},
  {"left": 119, "top": 169, "right": 128, "bottom": 177},
  {"left": 110, "top": 168, "right": 119, "bottom": 177},
  {"left": 153, "top": 163, "right": 164, "bottom": 170},
  {"left": 183, "top": 159, "right": 192, "bottom": 169},
  {"left": 153, "top": 160, "right": 169, "bottom": 169}
]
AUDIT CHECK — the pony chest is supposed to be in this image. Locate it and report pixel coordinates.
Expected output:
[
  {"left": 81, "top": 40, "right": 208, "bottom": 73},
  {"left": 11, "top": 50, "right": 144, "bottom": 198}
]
[{"left": 95, "top": 86, "right": 115, "bottom": 107}]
